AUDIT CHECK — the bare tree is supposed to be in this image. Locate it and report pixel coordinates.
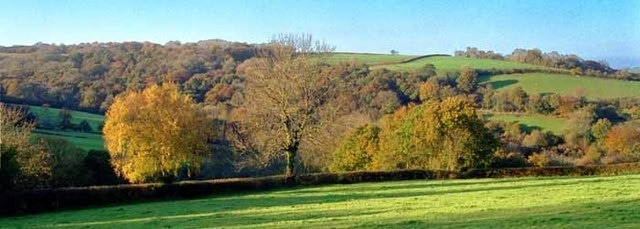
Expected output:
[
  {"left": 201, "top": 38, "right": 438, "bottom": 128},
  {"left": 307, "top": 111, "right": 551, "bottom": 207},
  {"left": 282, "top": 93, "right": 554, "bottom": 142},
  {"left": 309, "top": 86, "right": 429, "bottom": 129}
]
[{"left": 240, "top": 34, "right": 337, "bottom": 178}]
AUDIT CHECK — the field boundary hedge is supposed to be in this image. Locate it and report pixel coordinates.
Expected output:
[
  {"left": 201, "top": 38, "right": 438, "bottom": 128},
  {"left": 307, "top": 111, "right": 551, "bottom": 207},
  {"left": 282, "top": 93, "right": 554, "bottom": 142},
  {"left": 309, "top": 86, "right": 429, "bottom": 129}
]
[{"left": 3, "top": 163, "right": 640, "bottom": 216}]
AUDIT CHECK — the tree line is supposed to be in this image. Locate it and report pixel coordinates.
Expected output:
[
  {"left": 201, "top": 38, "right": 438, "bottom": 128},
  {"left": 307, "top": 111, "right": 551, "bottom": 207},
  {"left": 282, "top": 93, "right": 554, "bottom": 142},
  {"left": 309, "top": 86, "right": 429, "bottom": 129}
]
[{"left": 455, "top": 47, "right": 639, "bottom": 80}]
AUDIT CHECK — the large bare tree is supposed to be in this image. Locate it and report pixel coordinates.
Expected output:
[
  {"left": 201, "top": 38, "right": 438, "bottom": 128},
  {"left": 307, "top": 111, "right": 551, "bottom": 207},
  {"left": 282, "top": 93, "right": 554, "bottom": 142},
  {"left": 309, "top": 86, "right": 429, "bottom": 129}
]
[{"left": 241, "top": 34, "right": 336, "bottom": 178}]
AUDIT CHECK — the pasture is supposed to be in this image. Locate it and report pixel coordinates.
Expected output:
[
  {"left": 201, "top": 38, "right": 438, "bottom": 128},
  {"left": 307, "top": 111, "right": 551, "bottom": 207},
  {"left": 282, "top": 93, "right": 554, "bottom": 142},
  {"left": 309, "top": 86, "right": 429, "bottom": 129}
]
[
  {"left": 483, "top": 113, "right": 567, "bottom": 134},
  {"left": 2, "top": 174, "right": 639, "bottom": 228},
  {"left": 321, "top": 53, "right": 417, "bottom": 65},
  {"left": 23, "top": 105, "right": 106, "bottom": 150},
  {"left": 481, "top": 73, "right": 640, "bottom": 100},
  {"left": 372, "top": 56, "right": 549, "bottom": 72},
  {"left": 32, "top": 129, "right": 105, "bottom": 151}
]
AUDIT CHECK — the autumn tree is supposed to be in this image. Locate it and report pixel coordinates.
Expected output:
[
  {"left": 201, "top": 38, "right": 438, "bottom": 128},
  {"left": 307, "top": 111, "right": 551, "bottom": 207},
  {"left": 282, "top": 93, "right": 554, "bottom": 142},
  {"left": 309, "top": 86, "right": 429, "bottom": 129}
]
[
  {"left": 103, "top": 83, "right": 212, "bottom": 183},
  {"left": 330, "top": 124, "right": 380, "bottom": 172},
  {"left": 373, "top": 96, "right": 499, "bottom": 171},
  {"left": 603, "top": 123, "right": 640, "bottom": 163},
  {"left": 240, "top": 34, "right": 336, "bottom": 178},
  {"left": 456, "top": 65, "right": 478, "bottom": 93},
  {"left": 0, "top": 104, "right": 52, "bottom": 189}
]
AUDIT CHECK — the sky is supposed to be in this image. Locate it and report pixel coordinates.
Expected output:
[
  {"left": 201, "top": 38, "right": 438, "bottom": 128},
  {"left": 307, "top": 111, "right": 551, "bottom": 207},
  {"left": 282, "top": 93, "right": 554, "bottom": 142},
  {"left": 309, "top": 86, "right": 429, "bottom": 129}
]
[{"left": 1, "top": 0, "right": 639, "bottom": 67}]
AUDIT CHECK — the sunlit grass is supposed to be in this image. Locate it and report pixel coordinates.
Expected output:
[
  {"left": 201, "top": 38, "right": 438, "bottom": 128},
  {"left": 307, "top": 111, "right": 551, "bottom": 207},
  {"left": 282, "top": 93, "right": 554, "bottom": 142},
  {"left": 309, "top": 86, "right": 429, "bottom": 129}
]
[
  {"left": 3, "top": 174, "right": 640, "bottom": 228},
  {"left": 321, "top": 53, "right": 417, "bottom": 65},
  {"left": 483, "top": 113, "right": 567, "bottom": 134},
  {"left": 480, "top": 73, "right": 640, "bottom": 100},
  {"left": 372, "top": 56, "right": 549, "bottom": 72}
]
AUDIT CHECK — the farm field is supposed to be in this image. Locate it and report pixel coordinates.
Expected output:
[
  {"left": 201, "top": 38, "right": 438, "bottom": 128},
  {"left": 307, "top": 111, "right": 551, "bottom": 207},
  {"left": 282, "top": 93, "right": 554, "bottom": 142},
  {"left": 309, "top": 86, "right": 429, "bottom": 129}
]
[
  {"left": 3, "top": 174, "right": 640, "bottom": 228},
  {"left": 481, "top": 73, "right": 640, "bottom": 100},
  {"left": 32, "top": 129, "right": 105, "bottom": 151},
  {"left": 321, "top": 53, "right": 417, "bottom": 65},
  {"left": 22, "top": 105, "right": 106, "bottom": 150},
  {"left": 483, "top": 113, "right": 567, "bottom": 134},
  {"left": 27, "top": 105, "right": 105, "bottom": 131},
  {"left": 372, "top": 56, "right": 550, "bottom": 72}
]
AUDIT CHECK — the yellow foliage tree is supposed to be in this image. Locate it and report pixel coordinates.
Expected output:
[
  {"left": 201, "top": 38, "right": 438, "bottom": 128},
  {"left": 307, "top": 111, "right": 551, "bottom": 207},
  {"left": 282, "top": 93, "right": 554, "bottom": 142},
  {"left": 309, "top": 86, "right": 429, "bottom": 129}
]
[
  {"left": 103, "top": 84, "right": 212, "bottom": 183},
  {"left": 373, "top": 96, "right": 498, "bottom": 171}
]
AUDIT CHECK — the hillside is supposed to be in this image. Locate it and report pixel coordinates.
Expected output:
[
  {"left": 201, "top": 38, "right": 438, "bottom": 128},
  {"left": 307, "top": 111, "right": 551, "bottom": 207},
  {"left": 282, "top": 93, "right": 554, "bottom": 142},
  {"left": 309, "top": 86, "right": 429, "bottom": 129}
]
[
  {"left": 3, "top": 174, "right": 639, "bottom": 228},
  {"left": 321, "top": 53, "right": 418, "bottom": 65},
  {"left": 25, "top": 105, "right": 105, "bottom": 151},
  {"left": 483, "top": 113, "right": 567, "bottom": 134},
  {"left": 481, "top": 73, "right": 640, "bottom": 100},
  {"left": 372, "top": 56, "right": 551, "bottom": 72}
]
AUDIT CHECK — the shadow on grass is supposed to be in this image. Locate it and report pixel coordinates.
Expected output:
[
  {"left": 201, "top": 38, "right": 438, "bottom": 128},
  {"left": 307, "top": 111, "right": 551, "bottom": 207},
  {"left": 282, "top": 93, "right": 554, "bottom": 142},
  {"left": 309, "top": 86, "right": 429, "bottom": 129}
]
[
  {"left": 6, "top": 176, "right": 632, "bottom": 228},
  {"left": 488, "top": 79, "right": 519, "bottom": 89}
]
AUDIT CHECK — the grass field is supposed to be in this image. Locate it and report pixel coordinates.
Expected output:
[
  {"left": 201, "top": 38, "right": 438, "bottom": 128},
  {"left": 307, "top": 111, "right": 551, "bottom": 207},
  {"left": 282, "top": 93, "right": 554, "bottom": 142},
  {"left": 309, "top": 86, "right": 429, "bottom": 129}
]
[
  {"left": 372, "top": 56, "right": 549, "bottom": 72},
  {"left": 321, "top": 53, "right": 417, "bottom": 65},
  {"left": 2, "top": 174, "right": 639, "bottom": 228},
  {"left": 27, "top": 105, "right": 105, "bottom": 131},
  {"left": 32, "top": 129, "right": 105, "bottom": 151},
  {"left": 483, "top": 113, "right": 567, "bottom": 134},
  {"left": 23, "top": 105, "right": 106, "bottom": 150},
  {"left": 481, "top": 73, "right": 640, "bottom": 100}
]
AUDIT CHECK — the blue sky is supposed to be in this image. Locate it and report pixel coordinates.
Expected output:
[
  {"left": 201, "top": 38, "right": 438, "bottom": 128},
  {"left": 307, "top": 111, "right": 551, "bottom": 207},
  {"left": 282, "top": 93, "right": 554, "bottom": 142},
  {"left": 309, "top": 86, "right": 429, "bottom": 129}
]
[{"left": 1, "top": 0, "right": 639, "bottom": 67}]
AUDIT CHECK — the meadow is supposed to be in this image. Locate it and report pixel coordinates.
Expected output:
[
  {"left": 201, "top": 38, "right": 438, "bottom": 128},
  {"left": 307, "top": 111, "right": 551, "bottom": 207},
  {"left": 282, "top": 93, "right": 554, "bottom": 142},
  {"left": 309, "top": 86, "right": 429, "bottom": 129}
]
[
  {"left": 372, "top": 56, "right": 549, "bottom": 72},
  {"left": 321, "top": 53, "right": 417, "bottom": 65},
  {"left": 32, "top": 129, "right": 105, "bottom": 151},
  {"left": 2, "top": 174, "right": 639, "bottom": 228},
  {"left": 483, "top": 113, "right": 567, "bottom": 134},
  {"left": 25, "top": 105, "right": 106, "bottom": 151},
  {"left": 481, "top": 73, "right": 640, "bottom": 100}
]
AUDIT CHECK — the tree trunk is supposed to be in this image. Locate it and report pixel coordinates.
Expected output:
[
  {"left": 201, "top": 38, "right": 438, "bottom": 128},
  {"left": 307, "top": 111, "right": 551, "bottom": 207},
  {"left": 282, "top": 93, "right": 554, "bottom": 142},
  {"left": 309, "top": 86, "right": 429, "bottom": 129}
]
[{"left": 285, "top": 149, "right": 296, "bottom": 179}]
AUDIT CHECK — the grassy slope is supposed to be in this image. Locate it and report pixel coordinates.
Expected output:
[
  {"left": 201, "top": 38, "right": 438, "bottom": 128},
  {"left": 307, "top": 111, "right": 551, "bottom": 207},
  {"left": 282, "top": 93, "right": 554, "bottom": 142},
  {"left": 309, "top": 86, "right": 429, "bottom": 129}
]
[
  {"left": 3, "top": 174, "right": 640, "bottom": 228},
  {"left": 28, "top": 105, "right": 104, "bottom": 131},
  {"left": 26, "top": 105, "right": 105, "bottom": 151},
  {"left": 483, "top": 113, "right": 567, "bottom": 134},
  {"left": 32, "top": 129, "right": 105, "bottom": 151},
  {"left": 481, "top": 73, "right": 640, "bottom": 100},
  {"left": 372, "top": 56, "right": 549, "bottom": 72},
  {"left": 321, "top": 53, "right": 417, "bottom": 65}
]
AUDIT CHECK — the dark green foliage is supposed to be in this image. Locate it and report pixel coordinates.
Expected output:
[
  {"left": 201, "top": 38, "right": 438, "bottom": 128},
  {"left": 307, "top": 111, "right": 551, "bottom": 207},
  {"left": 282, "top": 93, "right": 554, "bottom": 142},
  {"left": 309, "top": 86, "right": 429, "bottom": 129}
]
[
  {"left": 76, "top": 120, "right": 92, "bottom": 132},
  {"left": 0, "top": 145, "right": 20, "bottom": 191},
  {"left": 84, "top": 150, "right": 122, "bottom": 185}
]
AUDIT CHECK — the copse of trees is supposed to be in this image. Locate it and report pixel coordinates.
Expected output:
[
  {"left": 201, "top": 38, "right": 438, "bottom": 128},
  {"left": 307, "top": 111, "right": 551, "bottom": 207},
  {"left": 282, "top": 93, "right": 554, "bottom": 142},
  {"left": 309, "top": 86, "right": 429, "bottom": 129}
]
[
  {"left": 331, "top": 96, "right": 499, "bottom": 172},
  {"left": 103, "top": 83, "right": 213, "bottom": 183},
  {"left": 454, "top": 47, "right": 638, "bottom": 80}
]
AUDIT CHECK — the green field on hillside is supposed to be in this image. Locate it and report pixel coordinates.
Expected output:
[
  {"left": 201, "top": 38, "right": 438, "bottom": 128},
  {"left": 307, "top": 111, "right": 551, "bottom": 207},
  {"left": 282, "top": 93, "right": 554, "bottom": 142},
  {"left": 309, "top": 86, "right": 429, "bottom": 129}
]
[
  {"left": 372, "top": 56, "right": 550, "bottom": 72},
  {"left": 321, "top": 53, "right": 417, "bottom": 65},
  {"left": 3, "top": 174, "right": 639, "bottom": 228},
  {"left": 32, "top": 129, "right": 105, "bottom": 151},
  {"left": 481, "top": 73, "right": 640, "bottom": 100},
  {"left": 484, "top": 113, "right": 567, "bottom": 134},
  {"left": 22, "top": 105, "right": 106, "bottom": 151},
  {"left": 27, "top": 105, "right": 105, "bottom": 132}
]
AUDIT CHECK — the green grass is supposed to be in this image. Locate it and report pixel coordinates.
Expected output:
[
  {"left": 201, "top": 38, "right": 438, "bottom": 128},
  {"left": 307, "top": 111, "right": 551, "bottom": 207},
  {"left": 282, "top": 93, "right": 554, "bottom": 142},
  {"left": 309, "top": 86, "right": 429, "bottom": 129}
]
[
  {"left": 27, "top": 105, "right": 105, "bottom": 132},
  {"left": 483, "top": 113, "right": 567, "bottom": 134},
  {"left": 320, "top": 53, "right": 417, "bottom": 65},
  {"left": 3, "top": 174, "right": 640, "bottom": 228},
  {"left": 481, "top": 73, "right": 640, "bottom": 100},
  {"left": 20, "top": 105, "right": 106, "bottom": 151},
  {"left": 372, "top": 56, "right": 550, "bottom": 72},
  {"left": 32, "top": 129, "right": 105, "bottom": 151}
]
